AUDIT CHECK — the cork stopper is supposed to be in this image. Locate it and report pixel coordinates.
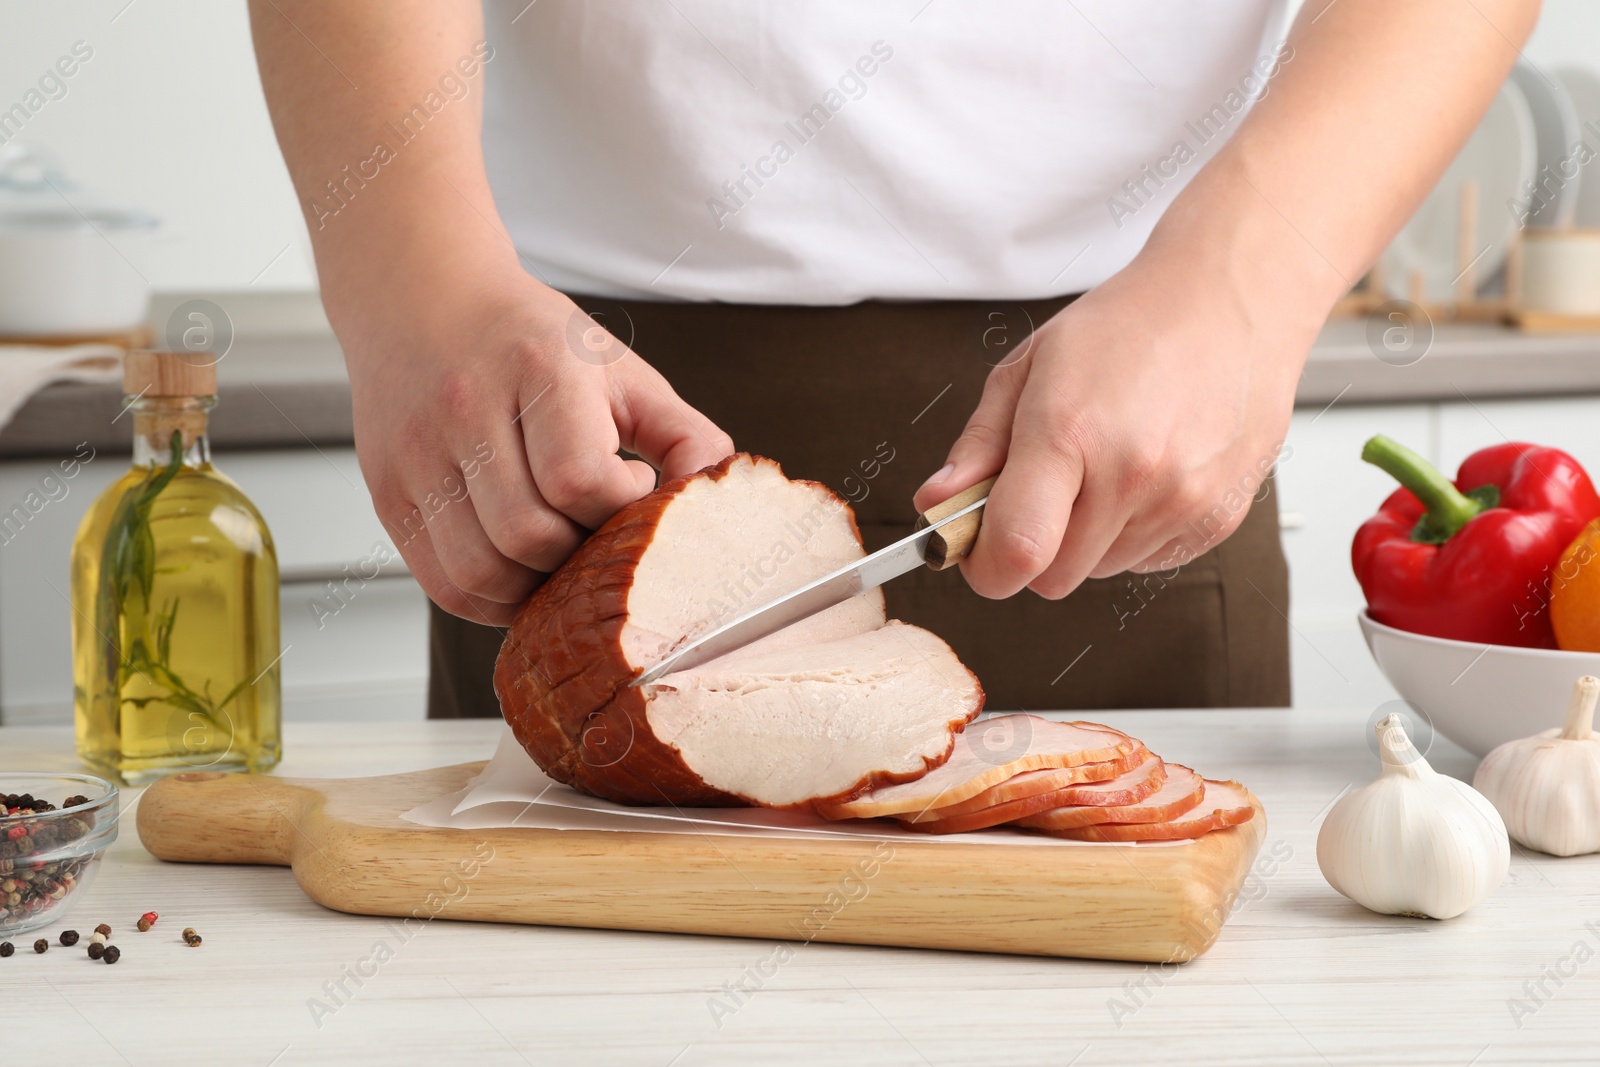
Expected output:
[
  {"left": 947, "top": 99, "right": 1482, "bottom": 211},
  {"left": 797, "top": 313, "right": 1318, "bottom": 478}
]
[{"left": 124, "top": 350, "right": 217, "bottom": 398}]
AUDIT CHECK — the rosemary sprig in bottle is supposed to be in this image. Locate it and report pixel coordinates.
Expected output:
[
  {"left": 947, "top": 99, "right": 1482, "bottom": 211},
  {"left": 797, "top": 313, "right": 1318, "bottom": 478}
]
[{"left": 94, "top": 429, "right": 249, "bottom": 740}]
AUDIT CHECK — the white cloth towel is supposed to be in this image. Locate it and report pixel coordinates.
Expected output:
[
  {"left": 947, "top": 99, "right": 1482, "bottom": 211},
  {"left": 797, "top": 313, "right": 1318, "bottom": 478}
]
[{"left": 0, "top": 343, "right": 122, "bottom": 436}]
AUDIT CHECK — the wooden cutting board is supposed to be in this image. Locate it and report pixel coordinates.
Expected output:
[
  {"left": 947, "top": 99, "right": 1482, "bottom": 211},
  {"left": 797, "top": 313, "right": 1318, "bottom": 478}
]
[{"left": 137, "top": 763, "right": 1266, "bottom": 963}]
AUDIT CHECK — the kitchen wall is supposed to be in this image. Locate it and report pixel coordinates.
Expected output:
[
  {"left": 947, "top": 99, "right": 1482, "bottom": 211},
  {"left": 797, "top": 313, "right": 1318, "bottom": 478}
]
[
  {"left": 1, "top": 0, "right": 1597, "bottom": 293},
  {"left": 0, "top": 0, "right": 313, "bottom": 291}
]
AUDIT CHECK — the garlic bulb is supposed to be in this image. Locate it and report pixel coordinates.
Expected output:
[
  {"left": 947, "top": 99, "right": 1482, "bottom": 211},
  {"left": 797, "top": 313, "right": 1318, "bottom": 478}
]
[
  {"left": 1316, "top": 714, "right": 1509, "bottom": 919},
  {"left": 1473, "top": 675, "right": 1600, "bottom": 857}
]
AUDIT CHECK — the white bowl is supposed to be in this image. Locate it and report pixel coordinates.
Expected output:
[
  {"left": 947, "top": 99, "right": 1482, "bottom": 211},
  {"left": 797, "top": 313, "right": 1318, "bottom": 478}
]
[
  {"left": 0, "top": 214, "right": 154, "bottom": 336},
  {"left": 1358, "top": 611, "right": 1600, "bottom": 757},
  {"left": 0, "top": 145, "right": 156, "bottom": 336}
]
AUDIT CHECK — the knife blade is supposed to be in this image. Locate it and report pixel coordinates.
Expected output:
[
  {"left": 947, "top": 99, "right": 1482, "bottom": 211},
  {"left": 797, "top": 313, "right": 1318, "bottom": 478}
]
[{"left": 630, "top": 476, "right": 995, "bottom": 686}]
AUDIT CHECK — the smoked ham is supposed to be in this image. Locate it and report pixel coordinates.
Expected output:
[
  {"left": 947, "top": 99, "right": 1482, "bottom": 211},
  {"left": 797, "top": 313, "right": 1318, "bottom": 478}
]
[
  {"left": 900, "top": 751, "right": 1168, "bottom": 835},
  {"left": 1040, "top": 781, "right": 1256, "bottom": 841},
  {"left": 1016, "top": 763, "right": 1207, "bottom": 832},
  {"left": 494, "top": 454, "right": 984, "bottom": 810},
  {"left": 815, "top": 716, "right": 1135, "bottom": 820},
  {"left": 919, "top": 744, "right": 1153, "bottom": 819}
]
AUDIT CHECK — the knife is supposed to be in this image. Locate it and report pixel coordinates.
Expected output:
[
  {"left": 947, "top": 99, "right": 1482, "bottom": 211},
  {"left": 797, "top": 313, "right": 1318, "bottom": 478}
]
[{"left": 631, "top": 476, "right": 996, "bottom": 686}]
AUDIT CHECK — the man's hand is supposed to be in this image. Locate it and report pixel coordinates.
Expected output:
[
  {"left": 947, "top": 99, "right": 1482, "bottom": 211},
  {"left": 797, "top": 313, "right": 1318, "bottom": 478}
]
[
  {"left": 914, "top": 249, "right": 1310, "bottom": 599},
  {"left": 342, "top": 271, "right": 732, "bottom": 626},
  {"left": 249, "top": 0, "right": 733, "bottom": 624},
  {"left": 916, "top": 0, "right": 1537, "bottom": 600}
]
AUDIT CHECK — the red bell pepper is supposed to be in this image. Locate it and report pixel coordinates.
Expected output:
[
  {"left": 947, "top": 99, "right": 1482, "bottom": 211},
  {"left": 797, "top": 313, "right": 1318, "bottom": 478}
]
[{"left": 1352, "top": 435, "right": 1600, "bottom": 648}]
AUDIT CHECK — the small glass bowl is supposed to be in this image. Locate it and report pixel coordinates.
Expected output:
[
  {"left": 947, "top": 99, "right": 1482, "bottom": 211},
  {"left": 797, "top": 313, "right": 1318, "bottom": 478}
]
[{"left": 0, "top": 773, "right": 119, "bottom": 937}]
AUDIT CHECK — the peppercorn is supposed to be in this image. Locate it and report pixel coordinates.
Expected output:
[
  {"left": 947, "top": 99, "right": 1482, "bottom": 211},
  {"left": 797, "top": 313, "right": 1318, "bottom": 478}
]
[
  {"left": 102, "top": 945, "right": 120, "bottom": 964},
  {"left": 0, "top": 941, "right": 11, "bottom": 957},
  {"left": 139, "top": 910, "right": 158, "bottom": 929},
  {"left": 137, "top": 918, "right": 150, "bottom": 932},
  {"left": 86, "top": 942, "right": 104, "bottom": 960},
  {"left": 183, "top": 928, "right": 201, "bottom": 947},
  {"left": 59, "top": 929, "right": 79, "bottom": 946},
  {"left": 33, "top": 938, "right": 47, "bottom": 954},
  {"left": 89, "top": 931, "right": 106, "bottom": 945},
  {"left": 94, "top": 923, "right": 110, "bottom": 937}
]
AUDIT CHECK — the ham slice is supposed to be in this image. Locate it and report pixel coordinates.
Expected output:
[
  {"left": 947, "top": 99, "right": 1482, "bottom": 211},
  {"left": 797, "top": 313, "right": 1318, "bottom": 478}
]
[
  {"left": 815, "top": 716, "right": 1135, "bottom": 820},
  {"left": 899, "top": 751, "right": 1169, "bottom": 835},
  {"left": 920, "top": 744, "right": 1153, "bottom": 819},
  {"left": 494, "top": 454, "right": 983, "bottom": 810},
  {"left": 1040, "top": 780, "right": 1256, "bottom": 841},
  {"left": 1017, "top": 763, "right": 1206, "bottom": 832}
]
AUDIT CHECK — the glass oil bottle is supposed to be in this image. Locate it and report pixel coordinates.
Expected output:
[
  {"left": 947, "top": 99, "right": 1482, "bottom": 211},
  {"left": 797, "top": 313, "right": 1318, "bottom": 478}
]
[{"left": 70, "top": 350, "right": 282, "bottom": 784}]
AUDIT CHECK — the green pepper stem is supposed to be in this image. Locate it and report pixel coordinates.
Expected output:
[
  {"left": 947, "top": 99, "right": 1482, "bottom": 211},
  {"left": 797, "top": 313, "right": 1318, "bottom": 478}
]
[{"left": 1361, "top": 435, "right": 1485, "bottom": 540}]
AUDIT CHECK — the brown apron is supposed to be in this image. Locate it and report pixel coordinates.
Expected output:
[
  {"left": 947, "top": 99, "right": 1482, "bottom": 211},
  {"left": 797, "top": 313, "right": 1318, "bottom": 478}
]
[{"left": 428, "top": 296, "right": 1291, "bottom": 718}]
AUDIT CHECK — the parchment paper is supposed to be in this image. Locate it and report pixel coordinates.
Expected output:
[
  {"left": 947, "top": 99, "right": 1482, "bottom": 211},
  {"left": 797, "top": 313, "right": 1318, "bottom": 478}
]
[{"left": 400, "top": 726, "right": 1186, "bottom": 847}]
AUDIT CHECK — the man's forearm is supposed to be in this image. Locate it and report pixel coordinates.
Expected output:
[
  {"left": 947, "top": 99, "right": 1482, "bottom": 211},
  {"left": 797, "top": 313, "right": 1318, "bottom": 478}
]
[
  {"left": 248, "top": 0, "right": 520, "bottom": 316},
  {"left": 1144, "top": 0, "right": 1539, "bottom": 321}
]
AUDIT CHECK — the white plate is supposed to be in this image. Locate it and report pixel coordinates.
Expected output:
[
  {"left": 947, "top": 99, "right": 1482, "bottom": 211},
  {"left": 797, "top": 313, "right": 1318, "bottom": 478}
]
[
  {"left": 1380, "top": 78, "right": 1536, "bottom": 304},
  {"left": 1555, "top": 66, "right": 1600, "bottom": 227},
  {"left": 1510, "top": 61, "right": 1582, "bottom": 229}
]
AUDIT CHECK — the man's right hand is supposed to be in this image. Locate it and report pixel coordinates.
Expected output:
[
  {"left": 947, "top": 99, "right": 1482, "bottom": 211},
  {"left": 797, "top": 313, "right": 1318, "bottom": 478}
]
[
  {"left": 248, "top": 0, "right": 732, "bottom": 624},
  {"left": 341, "top": 275, "right": 734, "bottom": 626}
]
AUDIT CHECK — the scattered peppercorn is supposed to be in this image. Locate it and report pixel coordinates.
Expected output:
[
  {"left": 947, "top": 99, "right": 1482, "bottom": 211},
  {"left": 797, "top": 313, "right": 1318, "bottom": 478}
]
[
  {"left": 88, "top": 931, "right": 106, "bottom": 946},
  {"left": 86, "top": 942, "right": 104, "bottom": 960},
  {"left": 139, "top": 911, "right": 158, "bottom": 929},
  {"left": 0, "top": 941, "right": 12, "bottom": 957},
  {"left": 102, "top": 945, "right": 120, "bottom": 965},
  {"left": 182, "top": 927, "right": 201, "bottom": 947},
  {"left": 137, "top": 918, "right": 151, "bottom": 932},
  {"left": 59, "top": 929, "right": 79, "bottom": 946},
  {"left": 94, "top": 923, "right": 111, "bottom": 937},
  {"left": 33, "top": 938, "right": 47, "bottom": 954}
]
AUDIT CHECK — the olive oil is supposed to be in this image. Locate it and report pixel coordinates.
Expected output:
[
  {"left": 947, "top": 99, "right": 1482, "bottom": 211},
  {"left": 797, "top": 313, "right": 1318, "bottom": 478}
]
[{"left": 70, "top": 352, "right": 281, "bottom": 784}]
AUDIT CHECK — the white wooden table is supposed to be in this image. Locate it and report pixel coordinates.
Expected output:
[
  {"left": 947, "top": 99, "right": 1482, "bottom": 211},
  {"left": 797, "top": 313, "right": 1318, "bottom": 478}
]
[{"left": 4, "top": 708, "right": 1596, "bottom": 1067}]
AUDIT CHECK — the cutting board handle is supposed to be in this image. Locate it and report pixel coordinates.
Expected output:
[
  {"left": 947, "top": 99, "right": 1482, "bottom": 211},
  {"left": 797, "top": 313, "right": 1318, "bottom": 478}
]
[
  {"left": 137, "top": 771, "right": 312, "bottom": 866},
  {"left": 916, "top": 476, "right": 996, "bottom": 570}
]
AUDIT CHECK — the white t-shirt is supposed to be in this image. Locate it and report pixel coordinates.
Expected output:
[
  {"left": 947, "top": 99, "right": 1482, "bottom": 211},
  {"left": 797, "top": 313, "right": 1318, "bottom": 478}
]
[{"left": 482, "top": 0, "right": 1291, "bottom": 304}]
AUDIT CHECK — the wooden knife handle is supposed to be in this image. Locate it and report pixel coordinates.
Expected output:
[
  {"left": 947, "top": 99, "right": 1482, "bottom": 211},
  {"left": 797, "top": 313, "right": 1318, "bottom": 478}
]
[{"left": 915, "top": 476, "right": 996, "bottom": 571}]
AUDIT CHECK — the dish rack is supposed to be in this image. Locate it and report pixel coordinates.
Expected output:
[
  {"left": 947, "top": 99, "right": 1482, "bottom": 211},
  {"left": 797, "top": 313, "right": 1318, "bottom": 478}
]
[{"left": 1331, "top": 180, "right": 1600, "bottom": 333}]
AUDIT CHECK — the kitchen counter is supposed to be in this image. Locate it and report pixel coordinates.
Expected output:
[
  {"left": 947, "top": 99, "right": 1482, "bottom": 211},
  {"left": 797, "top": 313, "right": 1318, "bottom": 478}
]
[
  {"left": 0, "top": 293, "right": 351, "bottom": 459},
  {"left": 1297, "top": 317, "right": 1600, "bottom": 406},
  {"left": 6, "top": 707, "right": 1596, "bottom": 1066},
  {"left": 4, "top": 291, "right": 1600, "bottom": 457}
]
